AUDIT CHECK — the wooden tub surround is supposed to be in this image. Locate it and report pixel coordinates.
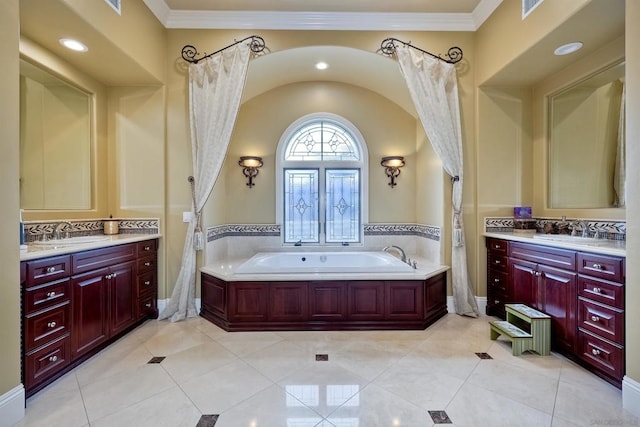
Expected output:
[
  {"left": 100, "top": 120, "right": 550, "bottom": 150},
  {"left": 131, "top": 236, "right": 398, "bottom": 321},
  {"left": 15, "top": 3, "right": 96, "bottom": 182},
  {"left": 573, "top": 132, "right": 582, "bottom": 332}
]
[{"left": 200, "top": 269, "right": 448, "bottom": 332}]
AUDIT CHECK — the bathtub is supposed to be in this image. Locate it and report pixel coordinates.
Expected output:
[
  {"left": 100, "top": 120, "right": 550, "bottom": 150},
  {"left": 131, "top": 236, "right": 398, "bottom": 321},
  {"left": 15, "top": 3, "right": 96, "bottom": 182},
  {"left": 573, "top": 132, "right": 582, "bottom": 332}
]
[{"left": 234, "top": 251, "right": 414, "bottom": 274}]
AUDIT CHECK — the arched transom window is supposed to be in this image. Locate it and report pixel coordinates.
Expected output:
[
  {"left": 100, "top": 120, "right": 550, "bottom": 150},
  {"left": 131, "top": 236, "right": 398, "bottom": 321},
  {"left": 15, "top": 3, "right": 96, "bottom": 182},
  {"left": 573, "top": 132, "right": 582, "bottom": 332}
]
[{"left": 276, "top": 113, "right": 368, "bottom": 245}]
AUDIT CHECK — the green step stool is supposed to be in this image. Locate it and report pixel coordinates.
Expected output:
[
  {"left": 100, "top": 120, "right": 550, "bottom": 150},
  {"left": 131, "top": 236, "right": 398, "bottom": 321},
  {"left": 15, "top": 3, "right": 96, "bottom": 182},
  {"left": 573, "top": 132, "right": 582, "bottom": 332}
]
[{"left": 489, "top": 304, "right": 551, "bottom": 356}]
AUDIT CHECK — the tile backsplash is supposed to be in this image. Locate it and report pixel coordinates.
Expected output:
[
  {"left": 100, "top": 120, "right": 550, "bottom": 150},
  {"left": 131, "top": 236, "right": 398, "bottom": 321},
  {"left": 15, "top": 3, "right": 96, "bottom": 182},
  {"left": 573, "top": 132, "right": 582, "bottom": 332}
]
[
  {"left": 23, "top": 218, "right": 160, "bottom": 242},
  {"left": 485, "top": 217, "right": 626, "bottom": 241}
]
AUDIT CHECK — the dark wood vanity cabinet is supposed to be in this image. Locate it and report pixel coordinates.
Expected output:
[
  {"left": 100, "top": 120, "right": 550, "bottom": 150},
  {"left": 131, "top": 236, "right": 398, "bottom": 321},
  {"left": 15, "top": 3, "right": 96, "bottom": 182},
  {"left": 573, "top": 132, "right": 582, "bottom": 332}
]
[
  {"left": 201, "top": 272, "right": 447, "bottom": 331},
  {"left": 486, "top": 237, "right": 625, "bottom": 386},
  {"left": 21, "top": 239, "right": 158, "bottom": 396}
]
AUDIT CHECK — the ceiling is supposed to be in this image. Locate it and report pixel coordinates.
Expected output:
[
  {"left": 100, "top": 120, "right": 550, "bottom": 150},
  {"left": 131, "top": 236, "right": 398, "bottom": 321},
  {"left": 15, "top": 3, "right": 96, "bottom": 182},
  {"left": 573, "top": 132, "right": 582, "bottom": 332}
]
[
  {"left": 144, "top": 0, "right": 501, "bottom": 30},
  {"left": 18, "top": 0, "right": 625, "bottom": 110}
]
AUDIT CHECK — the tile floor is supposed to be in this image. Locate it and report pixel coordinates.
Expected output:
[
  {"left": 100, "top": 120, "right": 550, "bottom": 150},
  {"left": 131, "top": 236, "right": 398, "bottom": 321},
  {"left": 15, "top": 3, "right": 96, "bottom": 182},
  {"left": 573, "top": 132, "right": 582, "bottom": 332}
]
[{"left": 16, "top": 313, "right": 640, "bottom": 427}]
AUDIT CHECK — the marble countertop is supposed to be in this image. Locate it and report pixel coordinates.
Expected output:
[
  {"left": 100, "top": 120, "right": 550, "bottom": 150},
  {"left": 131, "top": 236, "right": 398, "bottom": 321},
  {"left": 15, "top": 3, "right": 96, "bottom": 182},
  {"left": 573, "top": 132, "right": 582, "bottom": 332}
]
[
  {"left": 201, "top": 254, "right": 450, "bottom": 282},
  {"left": 20, "top": 233, "right": 162, "bottom": 261},
  {"left": 483, "top": 231, "right": 626, "bottom": 257}
]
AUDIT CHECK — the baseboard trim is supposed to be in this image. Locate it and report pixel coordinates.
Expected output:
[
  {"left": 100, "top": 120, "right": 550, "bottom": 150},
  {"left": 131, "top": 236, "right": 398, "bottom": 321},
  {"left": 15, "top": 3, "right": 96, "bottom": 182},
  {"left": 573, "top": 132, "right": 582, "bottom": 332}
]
[
  {"left": 623, "top": 375, "right": 640, "bottom": 418},
  {"left": 446, "top": 296, "right": 487, "bottom": 316},
  {"left": 0, "top": 384, "right": 25, "bottom": 427},
  {"left": 156, "top": 298, "right": 201, "bottom": 318}
]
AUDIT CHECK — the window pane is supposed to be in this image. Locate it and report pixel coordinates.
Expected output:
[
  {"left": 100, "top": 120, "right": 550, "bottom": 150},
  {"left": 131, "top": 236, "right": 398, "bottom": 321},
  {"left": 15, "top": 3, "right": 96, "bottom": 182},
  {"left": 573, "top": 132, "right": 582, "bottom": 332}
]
[
  {"left": 285, "top": 121, "right": 360, "bottom": 161},
  {"left": 284, "top": 169, "right": 319, "bottom": 243},
  {"left": 326, "top": 169, "right": 360, "bottom": 243}
]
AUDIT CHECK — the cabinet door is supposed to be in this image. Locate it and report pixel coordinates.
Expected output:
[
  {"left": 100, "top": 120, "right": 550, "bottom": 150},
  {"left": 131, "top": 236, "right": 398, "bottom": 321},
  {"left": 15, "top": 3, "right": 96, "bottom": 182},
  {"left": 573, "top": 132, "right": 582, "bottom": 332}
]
[
  {"left": 110, "top": 261, "right": 136, "bottom": 336},
  {"left": 228, "top": 282, "right": 268, "bottom": 322},
  {"left": 386, "top": 281, "right": 424, "bottom": 320},
  {"left": 201, "top": 274, "right": 227, "bottom": 318},
  {"left": 269, "top": 282, "right": 308, "bottom": 322},
  {"left": 539, "top": 265, "right": 577, "bottom": 353},
  {"left": 348, "top": 281, "right": 385, "bottom": 320},
  {"left": 309, "top": 281, "right": 347, "bottom": 320},
  {"left": 72, "top": 269, "right": 109, "bottom": 359},
  {"left": 509, "top": 258, "right": 538, "bottom": 308}
]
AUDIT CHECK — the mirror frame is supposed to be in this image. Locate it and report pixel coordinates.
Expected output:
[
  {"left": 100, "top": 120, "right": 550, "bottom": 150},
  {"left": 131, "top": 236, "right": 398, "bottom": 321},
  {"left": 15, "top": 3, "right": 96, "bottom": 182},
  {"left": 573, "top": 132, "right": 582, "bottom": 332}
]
[
  {"left": 546, "top": 59, "right": 625, "bottom": 210},
  {"left": 19, "top": 36, "right": 107, "bottom": 220}
]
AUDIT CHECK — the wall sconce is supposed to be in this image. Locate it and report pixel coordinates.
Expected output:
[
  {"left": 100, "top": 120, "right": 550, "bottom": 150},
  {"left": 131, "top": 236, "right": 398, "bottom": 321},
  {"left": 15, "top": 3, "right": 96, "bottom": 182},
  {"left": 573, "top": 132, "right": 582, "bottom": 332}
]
[
  {"left": 238, "top": 156, "right": 263, "bottom": 188},
  {"left": 380, "top": 156, "right": 405, "bottom": 188}
]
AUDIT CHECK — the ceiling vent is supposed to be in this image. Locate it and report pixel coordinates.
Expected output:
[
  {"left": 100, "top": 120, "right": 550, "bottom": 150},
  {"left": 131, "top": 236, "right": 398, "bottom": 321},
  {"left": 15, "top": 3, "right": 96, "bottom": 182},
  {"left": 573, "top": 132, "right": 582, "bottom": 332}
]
[
  {"left": 522, "top": 0, "right": 543, "bottom": 19},
  {"left": 104, "top": 0, "right": 121, "bottom": 15}
]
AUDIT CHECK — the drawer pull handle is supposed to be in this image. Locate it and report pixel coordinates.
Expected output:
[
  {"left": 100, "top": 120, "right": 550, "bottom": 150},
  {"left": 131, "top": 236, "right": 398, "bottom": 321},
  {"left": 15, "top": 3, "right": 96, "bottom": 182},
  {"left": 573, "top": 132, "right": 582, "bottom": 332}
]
[
  {"left": 494, "top": 300, "right": 500, "bottom": 304},
  {"left": 494, "top": 244, "right": 500, "bottom": 249},
  {"left": 145, "top": 303, "right": 152, "bottom": 308},
  {"left": 144, "top": 246, "right": 151, "bottom": 251},
  {"left": 144, "top": 280, "right": 151, "bottom": 286},
  {"left": 494, "top": 260, "right": 501, "bottom": 264},
  {"left": 105, "top": 274, "right": 112, "bottom": 280},
  {"left": 46, "top": 291, "right": 57, "bottom": 298},
  {"left": 144, "top": 262, "right": 151, "bottom": 267},
  {"left": 592, "top": 263, "right": 603, "bottom": 270},
  {"left": 593, "top": 287, "right": 602, "bottom": 294},
  {"left": 47, "top": 321, "right": 57, "bottom": 328},
  {"left": 46, "top": 266, "right": 56, "bottom": 273},
  {"left": 591, "top": 348, "right": 601, "bottom": 356},
  {"left": 494, "top": 278, "right": 500, "bottom": 283},
  {"left": 48, "top": 355, "right": 58, "bottom": 362},
  {"left": 591, "top": 315, "right": 600, "bottom": 322}
]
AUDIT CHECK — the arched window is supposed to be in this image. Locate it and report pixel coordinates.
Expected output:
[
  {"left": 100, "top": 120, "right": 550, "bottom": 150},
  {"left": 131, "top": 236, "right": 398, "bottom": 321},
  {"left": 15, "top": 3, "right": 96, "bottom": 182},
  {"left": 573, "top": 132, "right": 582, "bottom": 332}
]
[{"left": 276, "top": 113, "right": 368, "bottom": 245}]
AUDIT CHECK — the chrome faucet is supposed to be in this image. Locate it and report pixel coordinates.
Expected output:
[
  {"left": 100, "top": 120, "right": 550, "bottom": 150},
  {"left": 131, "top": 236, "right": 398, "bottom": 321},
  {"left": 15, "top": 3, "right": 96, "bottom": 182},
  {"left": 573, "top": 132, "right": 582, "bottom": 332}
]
[
  {"left": 581, "top": 221, "right": 590, "bottom": 238},
  {"left": 383, "top": 245, "right": 407, "bottom": 263},
  {"left": 53, "top": 221, "right": 72, "bottom": 240}
]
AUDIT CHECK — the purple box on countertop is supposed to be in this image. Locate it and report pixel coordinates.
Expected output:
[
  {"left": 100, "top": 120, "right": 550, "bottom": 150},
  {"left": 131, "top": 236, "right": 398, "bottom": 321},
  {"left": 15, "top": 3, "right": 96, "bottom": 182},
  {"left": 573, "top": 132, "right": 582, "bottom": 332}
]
[{"left": 513, "top": 206, "right": 532, "bottom": 219}]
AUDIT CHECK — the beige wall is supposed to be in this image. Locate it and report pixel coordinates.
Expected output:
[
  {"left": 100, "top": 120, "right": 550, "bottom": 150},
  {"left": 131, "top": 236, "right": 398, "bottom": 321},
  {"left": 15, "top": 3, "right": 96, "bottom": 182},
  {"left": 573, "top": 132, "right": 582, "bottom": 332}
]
[
  {"left": 212, "top": 81, "right": 418, "bottom": 225},
  {"left": 0, "top": 0, "right": 22, "bottom": 402},
  {"left": 625, "top": 0, "right": 640, "bottom": 394}
]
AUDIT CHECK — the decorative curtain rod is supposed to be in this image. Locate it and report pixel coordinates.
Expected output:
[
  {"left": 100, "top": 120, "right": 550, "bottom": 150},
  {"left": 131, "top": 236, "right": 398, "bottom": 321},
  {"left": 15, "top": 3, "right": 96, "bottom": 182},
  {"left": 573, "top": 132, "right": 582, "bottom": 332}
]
[
  {"left": 181, "top": 35, "right": 266, "bottom": 64},
  {"left": 380, "top": 37, "right": 463, "bottom": 64}
]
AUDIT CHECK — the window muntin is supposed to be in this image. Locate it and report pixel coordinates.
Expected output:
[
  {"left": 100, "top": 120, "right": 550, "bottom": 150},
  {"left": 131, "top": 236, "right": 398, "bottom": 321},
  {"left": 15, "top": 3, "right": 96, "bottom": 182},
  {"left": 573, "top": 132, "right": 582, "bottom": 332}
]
[
  {"left": 285, "top": 121, "right": 360, "bottom": 162},
  {"left": 278, "top": 114, "right": 367, "bottom": 245}
]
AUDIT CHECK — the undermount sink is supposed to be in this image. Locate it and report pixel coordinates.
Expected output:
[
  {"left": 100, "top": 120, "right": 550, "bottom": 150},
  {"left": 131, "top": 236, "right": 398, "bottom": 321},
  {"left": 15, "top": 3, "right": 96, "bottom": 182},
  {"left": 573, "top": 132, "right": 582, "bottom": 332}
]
[
  {"left": 532, "top": 234, "right": 615, "bottom": 247},
  {"left": 31, "top": 235, "right": 110, "bottom": 247}
]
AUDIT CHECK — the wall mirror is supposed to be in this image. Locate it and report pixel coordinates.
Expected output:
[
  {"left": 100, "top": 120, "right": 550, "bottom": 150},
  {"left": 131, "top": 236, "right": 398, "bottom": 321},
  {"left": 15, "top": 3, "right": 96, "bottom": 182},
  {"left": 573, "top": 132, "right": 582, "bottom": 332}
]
[
  {"left": 548, "top": 61, "right": 625, "bottom": 209},
  {"left": 19, "top": 59, "right": 93, "bottom": 210}
]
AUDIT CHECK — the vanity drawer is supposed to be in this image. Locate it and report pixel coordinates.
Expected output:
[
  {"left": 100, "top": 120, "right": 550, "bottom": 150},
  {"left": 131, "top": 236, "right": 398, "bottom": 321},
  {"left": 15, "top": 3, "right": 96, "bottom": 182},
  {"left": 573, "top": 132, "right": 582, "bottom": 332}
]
[
  {"left": 510, "top": 242, "right": 576, "bottom": 271},
  {"left": 24, "top": 334, "right": 70, "bottom": 390},
  {"left": 486, "top": 238, "right": 508, "bottom": 254},
  {"left": 488, "top": 269, "right": 508, "bottom": 294},
  {"left": 137, "top": 239, "right": 157, "bottom": 255},
  {"left": 137, "top": 294, "right": 157, "bottom": 319},
  {"left": 578, "top": 252, "right": 624, "bottom": 283},
  {"left": 488, "top": 253, "right": 508, "bottom": 272},
  {"left": 25, "top": 302, "right": 71, "bottom": 352},
  {"left": 578, "top": 275, "right": 624, "bottom": 309},
  {"left": 137, "top": 271, "right": 156, "bottom": 296},
  {"left": 578, "top": 298, "right": 624, "bottom": 344},
  {"left": 24, "top": 278, "right": 71, "bottom": 315},
  {"left": 72, "top": 244, "right": 136, "bottom": 275},
  {"left": 26, "top": 255, "right": 72, "bottom": 287},
  {"left": 578, "top": 329, "right": 623, "bottom": 381},
  {"left": 137, "top": 256, "right": 156, "bottom": 274}
]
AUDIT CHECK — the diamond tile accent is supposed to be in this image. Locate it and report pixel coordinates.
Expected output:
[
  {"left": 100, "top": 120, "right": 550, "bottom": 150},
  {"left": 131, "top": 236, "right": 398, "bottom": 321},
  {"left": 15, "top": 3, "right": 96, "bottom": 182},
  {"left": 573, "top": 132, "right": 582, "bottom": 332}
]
[
  {"left": 428, "top": 410, "right": 453, "bottom": 424},
  {"left": 148, "top": 356, "right": 166, "bottom": 364},
  {"left": 475, "top": 352, "right": 493, "bottom": 360},
  {"left": 196, "top": 414, "right": 219, "bottom": 427},
  {"left": 315, "top": 354, "right": 329, "bottom": 361}
]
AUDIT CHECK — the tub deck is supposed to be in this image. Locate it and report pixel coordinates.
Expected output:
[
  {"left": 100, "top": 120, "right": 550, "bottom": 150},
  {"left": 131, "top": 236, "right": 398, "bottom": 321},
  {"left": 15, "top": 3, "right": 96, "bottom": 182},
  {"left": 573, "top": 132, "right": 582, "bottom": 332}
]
[{"left": 200, "top": 253, "right": 449, "bottom": 332}]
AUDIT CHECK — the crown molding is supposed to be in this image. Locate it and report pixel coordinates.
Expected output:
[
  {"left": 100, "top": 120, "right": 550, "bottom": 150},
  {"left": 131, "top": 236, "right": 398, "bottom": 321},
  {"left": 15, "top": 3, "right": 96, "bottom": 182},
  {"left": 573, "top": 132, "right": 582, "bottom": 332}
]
[{"left": 144, "top": 0, "right": 503, "bottom": 31}]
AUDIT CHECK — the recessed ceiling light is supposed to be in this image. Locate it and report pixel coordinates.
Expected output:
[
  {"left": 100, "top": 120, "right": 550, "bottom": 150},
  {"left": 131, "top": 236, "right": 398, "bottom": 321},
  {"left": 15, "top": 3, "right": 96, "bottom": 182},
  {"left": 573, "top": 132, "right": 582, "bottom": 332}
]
[
  {"left": 315, "top": 61, "right": 329, "bottom": 70},
  {"left": 59, "top": 38, "right": 88, "bottom": 52},
  {"left": 554, "top": 41, "right": 583, "bottom": 56}
]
